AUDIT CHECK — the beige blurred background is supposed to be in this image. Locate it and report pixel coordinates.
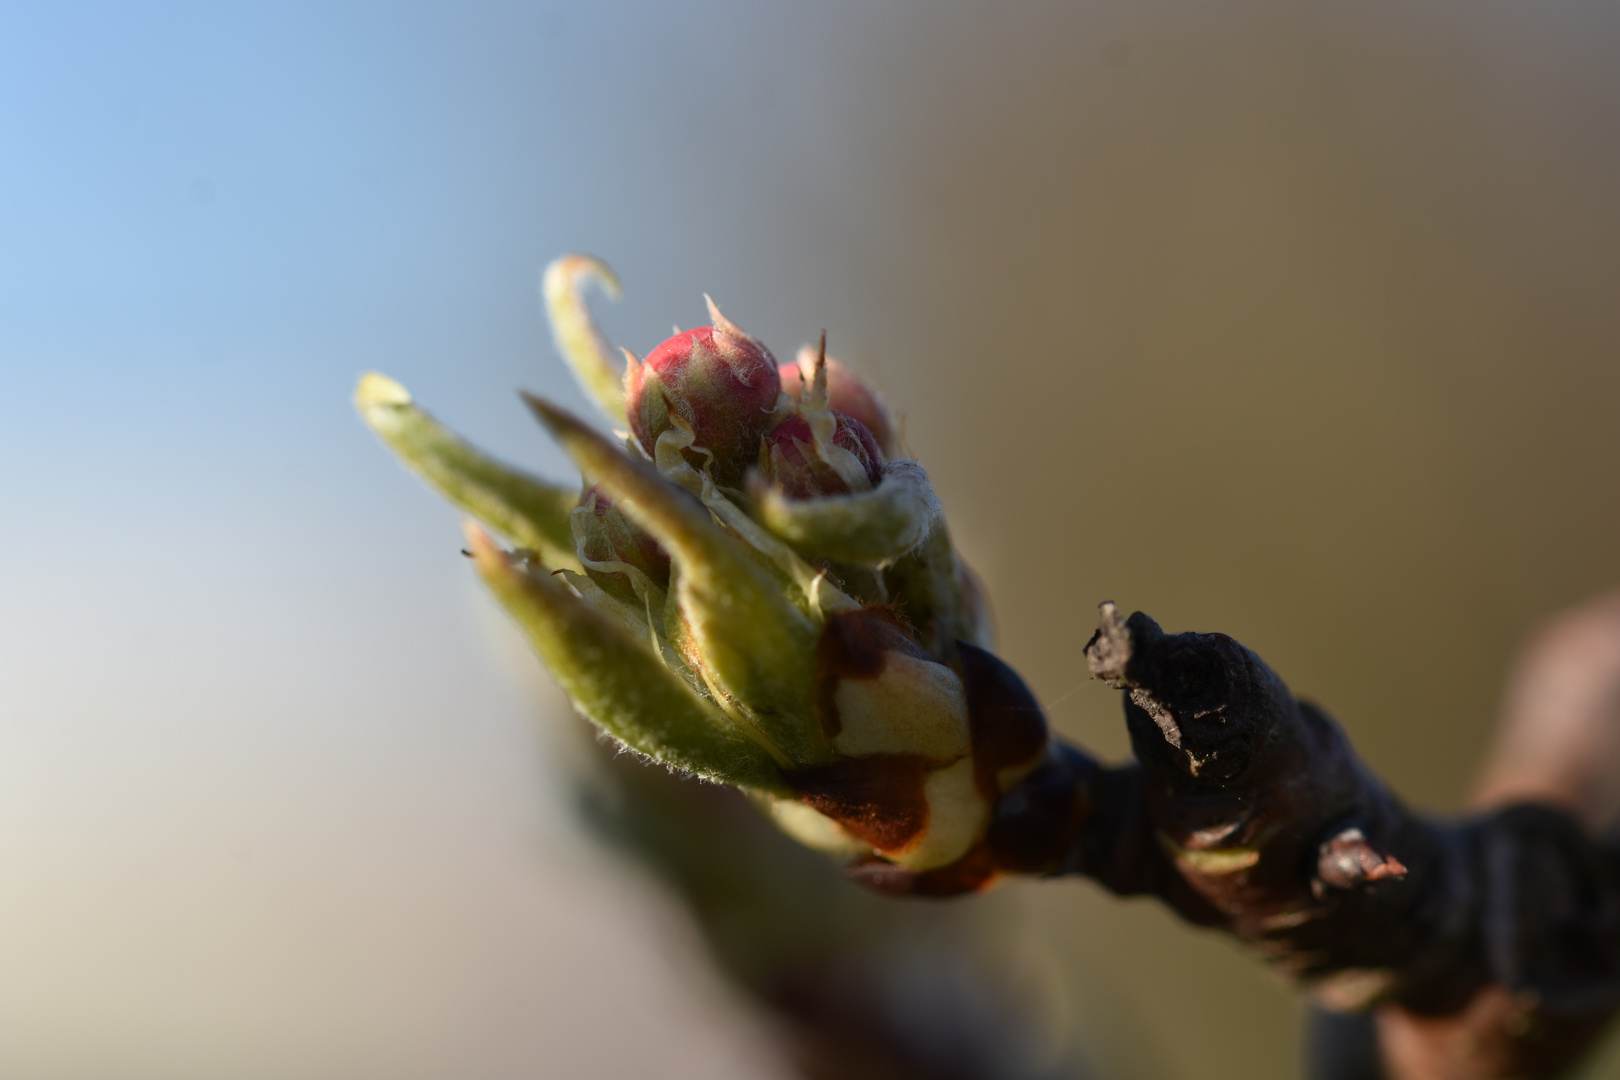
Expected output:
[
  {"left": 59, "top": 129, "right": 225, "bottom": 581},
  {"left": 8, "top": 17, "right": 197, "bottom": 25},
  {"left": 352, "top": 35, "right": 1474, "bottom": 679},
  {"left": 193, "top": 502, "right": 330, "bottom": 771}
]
[{"left": 3, "top": 2, "right": 1618, "bottom": 1078}]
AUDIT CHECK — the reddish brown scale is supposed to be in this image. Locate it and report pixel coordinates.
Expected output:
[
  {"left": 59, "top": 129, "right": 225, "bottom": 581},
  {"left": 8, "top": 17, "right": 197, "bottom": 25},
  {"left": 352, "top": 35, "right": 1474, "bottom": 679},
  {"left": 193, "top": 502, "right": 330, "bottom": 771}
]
[
  {"left": 958, "top": 642, "right": 1050, "bottom": 801},
  {"left": 759, "top": 413, "right": 884, "bottom": 500},
  {"left": 627, "top": 326, "right": 780, "bottom": 485},
  {"left": 783, "top": 754, "right": 932, "bottom": 853},
  {"left": 985, "top": 746, "right": 1098, "bottom": 875},
  {"left": 779, "top": 356, "right": 896, "bottom": 455},
  {"left": 1316, "top": 827, "right": 1408, "bottom": 892},
  {"left": 812, "top": 608, "right": 932, "bottom": 741},
  {"left": 844, "top": 844, "right": 1000, "bottom": 898}
]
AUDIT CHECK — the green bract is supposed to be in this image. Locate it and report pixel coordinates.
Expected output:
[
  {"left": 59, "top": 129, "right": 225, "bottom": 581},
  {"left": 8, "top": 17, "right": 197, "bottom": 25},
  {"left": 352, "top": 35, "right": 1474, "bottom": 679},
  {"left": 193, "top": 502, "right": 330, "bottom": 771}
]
[{"left": 357, "top": 255, "right": 1049, "bottom": 880}]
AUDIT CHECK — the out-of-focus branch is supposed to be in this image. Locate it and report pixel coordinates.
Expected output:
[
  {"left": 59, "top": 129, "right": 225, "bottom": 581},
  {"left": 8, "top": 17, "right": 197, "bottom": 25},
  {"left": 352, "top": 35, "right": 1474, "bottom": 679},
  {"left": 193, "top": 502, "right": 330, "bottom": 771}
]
[
  {"left": 576, "top": 739, "right": 1100, "bottom": 1080},
  {"left": 1472, "top": 590, "right": 1620, "bottom": 830},
  {"left": 1372, "top": 590, "right": 1620, "bottom": 1080}
]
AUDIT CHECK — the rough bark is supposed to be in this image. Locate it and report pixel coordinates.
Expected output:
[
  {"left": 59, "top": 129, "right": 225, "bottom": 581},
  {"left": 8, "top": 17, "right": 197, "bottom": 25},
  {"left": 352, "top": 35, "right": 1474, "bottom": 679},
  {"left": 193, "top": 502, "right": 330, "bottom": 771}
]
[{"left": 985, "top": 602, "right": 1620, "bottom": 1080}]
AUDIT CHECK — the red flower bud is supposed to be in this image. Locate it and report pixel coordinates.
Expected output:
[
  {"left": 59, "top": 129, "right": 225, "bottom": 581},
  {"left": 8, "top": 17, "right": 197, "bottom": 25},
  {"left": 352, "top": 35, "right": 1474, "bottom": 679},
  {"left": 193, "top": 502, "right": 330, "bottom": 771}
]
[
  {"left": 626, "top": 322, "right": 780, "bottom": 486},
  {"left": 781, "top": 349, "right": 895, "bottom": 455},
  {"left": 573, "top": 486, "right": 672, "bottom": 607},
  {"left": 759, "top": 413, "right": 884, "bottom": 500}
]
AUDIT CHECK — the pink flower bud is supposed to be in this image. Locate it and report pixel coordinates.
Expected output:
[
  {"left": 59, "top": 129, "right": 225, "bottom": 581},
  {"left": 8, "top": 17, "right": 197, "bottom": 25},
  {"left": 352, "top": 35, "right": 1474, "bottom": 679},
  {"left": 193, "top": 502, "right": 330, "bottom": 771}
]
[
  {"left": 781, "top": 350, "right": 895, "bottom": 455},
  {"left": 626, "top": 325, "right": 780, "bottom": 486},
  {"left": 758, "top": 413, "right": 884, "bottom": 500},
  {"left": 573, "top": 486, "right": 671, "bottom": 606}
]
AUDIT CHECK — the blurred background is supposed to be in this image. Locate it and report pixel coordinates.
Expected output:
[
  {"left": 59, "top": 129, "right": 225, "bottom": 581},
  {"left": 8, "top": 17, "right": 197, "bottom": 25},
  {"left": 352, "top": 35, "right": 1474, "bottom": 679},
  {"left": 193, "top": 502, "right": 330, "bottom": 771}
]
[{"left": 4, "top": 2, "right": 1619, "bottom": 1077}]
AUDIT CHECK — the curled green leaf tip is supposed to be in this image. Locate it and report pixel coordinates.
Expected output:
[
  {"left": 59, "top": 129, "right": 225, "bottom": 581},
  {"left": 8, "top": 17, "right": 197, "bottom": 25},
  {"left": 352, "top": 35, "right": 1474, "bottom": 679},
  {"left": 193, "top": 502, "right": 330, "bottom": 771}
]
[{"left": 542, "top": 254, "right": 628, "bottom": 428}]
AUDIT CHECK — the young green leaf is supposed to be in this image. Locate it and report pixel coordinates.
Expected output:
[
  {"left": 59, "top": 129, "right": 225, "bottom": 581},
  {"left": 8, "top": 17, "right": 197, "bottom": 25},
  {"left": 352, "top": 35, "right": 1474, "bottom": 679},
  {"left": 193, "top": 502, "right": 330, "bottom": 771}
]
[
  {"left": 466, "top": 523, "right": 788, "bottom": 793},
  {"left": 750, "top": 459, "right": 940, "bottom": 566},
  {"left": 356, "top": 373, "right": 580, "bottom": 571},
  {"left": 522, "top": 393, "right": 828, "bottom": 764}
]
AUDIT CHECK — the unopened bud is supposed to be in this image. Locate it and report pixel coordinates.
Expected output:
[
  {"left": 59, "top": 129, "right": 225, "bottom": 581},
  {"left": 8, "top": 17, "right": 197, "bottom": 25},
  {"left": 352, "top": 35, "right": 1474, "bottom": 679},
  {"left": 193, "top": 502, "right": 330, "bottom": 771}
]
[
  {"left": 1315, "top": 826, "right": 1407, "bottom": 893},
  {"left": 571, "top": 486, "right": 672, "bottom": 608},
  {"left": 758, "top": 413, "right": 884, "bottom": 500},
  {"left": 783, "top": 348, "right": 896, "bottom": 455},
  {"left": 626, "top": 319, "right": 780, "bottom": 486}
]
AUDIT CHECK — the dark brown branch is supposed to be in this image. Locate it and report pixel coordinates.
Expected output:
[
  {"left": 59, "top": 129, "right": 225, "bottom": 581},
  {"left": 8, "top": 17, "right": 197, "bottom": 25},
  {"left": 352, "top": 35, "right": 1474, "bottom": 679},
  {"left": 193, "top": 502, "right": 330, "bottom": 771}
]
[{"left": 986, "top": 603, "right": 1620, "bottom": 1080}]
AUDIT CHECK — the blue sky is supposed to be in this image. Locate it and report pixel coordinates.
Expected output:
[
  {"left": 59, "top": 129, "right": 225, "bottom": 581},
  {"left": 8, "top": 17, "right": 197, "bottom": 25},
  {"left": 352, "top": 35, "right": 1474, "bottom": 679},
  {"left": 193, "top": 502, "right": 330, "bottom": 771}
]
[{"left": 0, "top": 4, "right": 872, "bottom": 1075}]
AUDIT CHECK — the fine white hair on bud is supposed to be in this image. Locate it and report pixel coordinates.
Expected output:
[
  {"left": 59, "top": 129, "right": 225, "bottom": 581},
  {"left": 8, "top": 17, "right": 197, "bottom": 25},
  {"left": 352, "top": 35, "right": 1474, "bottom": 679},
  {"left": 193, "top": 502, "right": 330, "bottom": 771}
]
[
  {"left": 783, "top": 343, "right": 895, "bottom": 455},
  {"left": 750, "top": 459, "right": 940, "bottom": 566},
  {"left": 359, "top": 252, "right": 1035, "bottom": 896},
  {"left": 625, "top": 321, "right": 781, "bottom": 487}
]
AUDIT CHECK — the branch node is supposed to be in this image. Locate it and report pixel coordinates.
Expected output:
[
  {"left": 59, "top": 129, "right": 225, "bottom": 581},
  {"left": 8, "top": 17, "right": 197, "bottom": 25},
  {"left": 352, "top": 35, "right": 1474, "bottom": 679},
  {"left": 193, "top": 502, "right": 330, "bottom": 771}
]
[{"left": 1314, "top": 826, "right": 1409, "bottom": 896}]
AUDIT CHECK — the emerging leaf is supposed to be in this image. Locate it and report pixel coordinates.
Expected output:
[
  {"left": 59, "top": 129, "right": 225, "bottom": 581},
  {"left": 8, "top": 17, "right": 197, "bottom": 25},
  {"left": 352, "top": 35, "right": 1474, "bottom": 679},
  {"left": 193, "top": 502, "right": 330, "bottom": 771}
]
[
  {"left": 466, "top": 523, "right": 787, "bottom": 793},
  {"left": 356, "top": 373, "right": 580, "bottom": 571}
]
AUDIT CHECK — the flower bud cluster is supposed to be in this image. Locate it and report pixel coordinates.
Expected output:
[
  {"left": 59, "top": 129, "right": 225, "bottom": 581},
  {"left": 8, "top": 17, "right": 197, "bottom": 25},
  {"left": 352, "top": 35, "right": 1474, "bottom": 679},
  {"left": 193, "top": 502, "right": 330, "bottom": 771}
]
[
  {"left": 359, "top": 254, "right": 1047, "bottom": 895},
  {"left": 625, "top": 317, "right": 780, "bottom": 487}
]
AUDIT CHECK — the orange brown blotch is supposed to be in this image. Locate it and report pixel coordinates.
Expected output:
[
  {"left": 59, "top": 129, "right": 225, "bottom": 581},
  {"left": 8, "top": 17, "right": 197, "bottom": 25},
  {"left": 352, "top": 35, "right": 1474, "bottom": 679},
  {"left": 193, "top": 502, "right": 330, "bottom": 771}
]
[
  {"left": 782, "top": 754, "right": 932, "bottom": 854},
  {"left": 843, "top": 843, "right": 1000, "bottom": 897}
]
